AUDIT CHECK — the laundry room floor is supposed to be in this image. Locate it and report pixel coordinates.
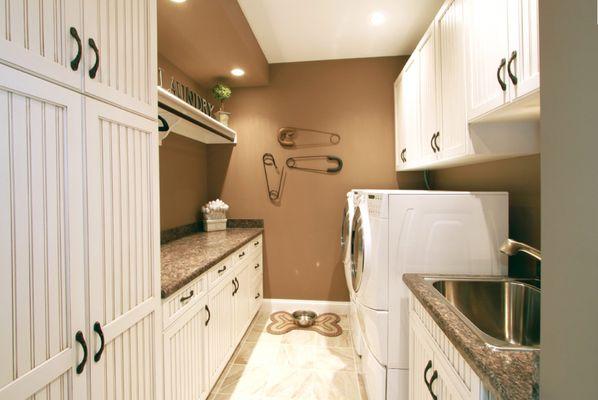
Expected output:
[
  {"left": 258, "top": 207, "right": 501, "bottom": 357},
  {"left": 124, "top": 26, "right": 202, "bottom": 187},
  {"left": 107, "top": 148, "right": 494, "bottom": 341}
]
[{"left": 207, "top": 312, "right": 368, "bottom": 400}]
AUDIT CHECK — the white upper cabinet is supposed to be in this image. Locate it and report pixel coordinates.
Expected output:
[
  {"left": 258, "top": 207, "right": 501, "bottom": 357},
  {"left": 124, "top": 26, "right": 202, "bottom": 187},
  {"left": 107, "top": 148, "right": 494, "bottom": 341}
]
[
  {"left": 507, "top": 0, "right": 540, "bottom": 100},
  {"left": 395, "top": 0, "right": 540, "bottom": 171},
  {"left": 395, "top": 55, "right": 420, "bottom": 169},
  {"left": 83, "top": 0, "right": 157, "bottom": 119},
  {"left": 465, "top": 0, "right": 510, "bottom": 120},
  {"left": 418, "top": 24, "right": 441, "bottom": 163},
  {"left": 0, "top": 64, "right": 87, "bottom": 400},
  {"left": 437, "top": 0, "right": 468, "bottom": 159},
  {"left": 0, "top": 0, "right": 83, "bottom": 90}
]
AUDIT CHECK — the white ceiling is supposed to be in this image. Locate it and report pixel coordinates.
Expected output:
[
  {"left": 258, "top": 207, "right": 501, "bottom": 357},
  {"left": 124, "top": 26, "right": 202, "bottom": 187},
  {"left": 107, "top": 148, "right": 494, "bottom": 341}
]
[{"left": 237, "top": 0, "right": 444, "bottom": 63}]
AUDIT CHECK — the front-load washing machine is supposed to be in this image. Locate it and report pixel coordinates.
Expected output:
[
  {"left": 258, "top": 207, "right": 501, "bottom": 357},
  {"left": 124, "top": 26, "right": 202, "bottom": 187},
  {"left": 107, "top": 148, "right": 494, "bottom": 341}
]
[{"left": 350, "top": 190, "right": 508, "bottom": 399}]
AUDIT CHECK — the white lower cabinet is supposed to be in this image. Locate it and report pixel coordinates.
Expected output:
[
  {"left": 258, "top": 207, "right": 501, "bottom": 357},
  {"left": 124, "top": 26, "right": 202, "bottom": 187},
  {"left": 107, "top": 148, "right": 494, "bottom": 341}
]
[
  {"left": 163, "top": 237, "right": 264, "bottom": 400},
  {"left": 409, "top": 293, "right": 495, "bottom": 400},
  {"left": 164, "top": 299, "right": 210, "bottom": 400}
]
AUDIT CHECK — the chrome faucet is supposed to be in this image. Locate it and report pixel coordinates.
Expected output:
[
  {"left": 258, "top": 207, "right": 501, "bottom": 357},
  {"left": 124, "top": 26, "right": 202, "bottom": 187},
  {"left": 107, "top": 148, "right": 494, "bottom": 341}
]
[{"left": 500, "top": 239, "right": 541, "bottom": 262}]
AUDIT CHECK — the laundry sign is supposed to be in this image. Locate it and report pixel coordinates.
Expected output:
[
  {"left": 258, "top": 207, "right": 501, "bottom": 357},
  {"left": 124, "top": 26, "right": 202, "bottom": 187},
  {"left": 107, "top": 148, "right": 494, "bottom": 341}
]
[{"left": 158, "top": 67, "right": 215, "bottom": 117}]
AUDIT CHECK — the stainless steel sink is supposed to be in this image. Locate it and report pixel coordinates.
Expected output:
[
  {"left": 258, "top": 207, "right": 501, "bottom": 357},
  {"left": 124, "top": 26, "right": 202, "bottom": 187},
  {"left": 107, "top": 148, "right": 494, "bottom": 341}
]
[{"left": 429, "top": 277, "right": 540, "bottom": 350}]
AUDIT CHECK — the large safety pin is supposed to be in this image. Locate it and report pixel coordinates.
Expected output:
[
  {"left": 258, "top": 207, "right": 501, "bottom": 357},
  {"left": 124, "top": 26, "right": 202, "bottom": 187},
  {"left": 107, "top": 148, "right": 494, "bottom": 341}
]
[
  {"left": 278, "top": 127, "right": 341, "bottom": 148},
  {"left": 285, "top": 155, "right": 343, "bottom": 174},
  {"left": 263, "top": 153, "right": 285, "bottom": 200}
]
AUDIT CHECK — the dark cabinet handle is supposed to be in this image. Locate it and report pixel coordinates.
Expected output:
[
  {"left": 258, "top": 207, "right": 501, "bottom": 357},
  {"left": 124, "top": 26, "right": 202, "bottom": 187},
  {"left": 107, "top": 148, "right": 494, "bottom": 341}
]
[
  {"left": 158, "top": 115, "right": 169, "bottom": 132},
  {"left": 205, "top": 305, "right": 211, "bottom": 326},
  {"left": 232, "top": 279, "right": 237, "bottom": 296},
  {"left": 238, "top": 252, "right": 245, "bottom": 258},
  {"left": 434, "top": 132, "right": 440, "bottom": 152},
  {"left": 235, "top": 278, "right": 239, "bottom": 294},
  {"left": 88, "top": 38, "right": 100, "bottom": 79},
  {"left": 254, "top": 241, "right": 260, "bottom": 246},
  {"left": 255, "top": 293, "right": 261, "bottom": 299},
  {"left": 507, "top": 51, "right": 518, "bottom": 85},
  {"left": 75, "top": 331, "right": 88, "bottom": 374},
  {"left": 401, "top": 148, "right": 406, "bottom": 163},
  {"left": 424, "top": 360, "right": 438, "bottom": 400},
  {"left": 93, "top": 322, "right": 105, "bottom": 362},
  {"left": 497, "top": 58, "right": 507, "bottom": 91},
  {"left": 430, "top": 134, "right": 437, "bottom": 153},
  {"left": 180, "top": 290, "right": 194, "bottom": 303},
  {"left": 217, "top": 265, "right": 227, "bottom": 274},
  {"left": 254, "top": 263, "right": 260, "bottom": 269},
  {"left": 69, "top": 27, "right": 82, "bottom": 71}
]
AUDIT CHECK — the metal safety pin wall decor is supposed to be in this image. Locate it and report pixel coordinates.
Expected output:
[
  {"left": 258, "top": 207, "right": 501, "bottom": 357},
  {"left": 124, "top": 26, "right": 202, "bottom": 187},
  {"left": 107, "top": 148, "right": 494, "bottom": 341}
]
[
  {"left": 262, "top": 153, "right": 285, "bottom": 201},
  {"left": 278, "top": 127, "right": 341, "bottom": 148},
  {"left": 285, "top": 155, "right": 343, "bottom": 174}
]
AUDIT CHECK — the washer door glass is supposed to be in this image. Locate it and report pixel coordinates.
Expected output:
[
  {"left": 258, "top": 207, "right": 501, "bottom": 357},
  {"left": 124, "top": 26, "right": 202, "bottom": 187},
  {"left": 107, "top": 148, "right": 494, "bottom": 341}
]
[{"left": 351, "top": 208, "right": 365, "bottom": 292}]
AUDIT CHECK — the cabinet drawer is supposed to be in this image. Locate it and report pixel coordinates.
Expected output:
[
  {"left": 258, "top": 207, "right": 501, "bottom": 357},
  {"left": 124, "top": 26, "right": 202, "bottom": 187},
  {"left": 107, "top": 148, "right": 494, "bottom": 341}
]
[
  {"left": 208, "top": 256, "right": 234, "bottom": 288},
  {"left": 163, "top": 275, "right": 207, "bottom": 329},
  {"left": 248, "top": 235, "right": 263, "bottom": 255},
  {"left": 251, "top": 274, "right": 263, "bottom": 315},
  {"left": 249, "top": 251, "right": 263, "bottom": 280},
  {"left": 233, "top": 243, "right": 252, "bottom": 266}
]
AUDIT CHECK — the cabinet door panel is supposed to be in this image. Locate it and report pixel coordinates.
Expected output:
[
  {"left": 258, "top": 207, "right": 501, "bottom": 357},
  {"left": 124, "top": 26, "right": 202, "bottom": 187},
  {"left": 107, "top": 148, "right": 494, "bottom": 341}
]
[
  {"left": 0, "top": 0, "right": 82, "bottom": 89},
  {"left": 208, "top": 279, "right": 234, "bottom": 385},
  {"left": 164, "top": 300, "right": 210, "bottom": 400},
  {"left": 83, "top": 0, "right": 157, "bottom": 118},
  {"left": 418, "top": 24, "right": 440, "bottom": 163},
  {"left": 0, "top": 64, "right": 86, "bottom": 399},
  {"left": 85, "top": 98, "right": 161, "bottom": 400},
  {"left": 409, "top": 318, "right": 435, "bottom": 400},
  {"left": 466, "top": 0, "right": 509, "bottom": 120},
  {"left": 438, "top": 0, "right": 468, "bottom": 158},
  {"left": 400, "top": 56, "right": 420, "bottom": 168},
  {"left": 233, "top": 265, "right": 252, "bottom": 342},
  {"left": 393, "top": 77, "right": 406, "bottom": 170},
  {"left": 508, "top": 0, "right": 539, "bottom": 100}
]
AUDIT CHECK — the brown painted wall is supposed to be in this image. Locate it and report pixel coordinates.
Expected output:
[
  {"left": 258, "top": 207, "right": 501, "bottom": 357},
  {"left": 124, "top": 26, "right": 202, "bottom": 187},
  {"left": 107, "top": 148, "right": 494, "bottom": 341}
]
[
  {"left": 428, "top": 155, "right": 540, "bottom": 277},
  {"left": 208, "top": 57, "right": 411, "bottom": 301}
]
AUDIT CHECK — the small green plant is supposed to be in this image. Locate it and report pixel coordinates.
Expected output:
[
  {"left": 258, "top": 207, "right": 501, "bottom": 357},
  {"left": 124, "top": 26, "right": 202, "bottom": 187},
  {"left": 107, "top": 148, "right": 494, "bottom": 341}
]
[{"left": 212, "top": 83, "right": 232, "bottom": 112}]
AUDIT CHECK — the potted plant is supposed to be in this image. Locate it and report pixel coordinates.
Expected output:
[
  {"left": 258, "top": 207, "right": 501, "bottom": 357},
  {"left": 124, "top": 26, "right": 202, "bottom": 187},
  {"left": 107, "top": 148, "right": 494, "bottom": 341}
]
[{"left": 212, "top": 83, "right": 232, "bottom": 126}]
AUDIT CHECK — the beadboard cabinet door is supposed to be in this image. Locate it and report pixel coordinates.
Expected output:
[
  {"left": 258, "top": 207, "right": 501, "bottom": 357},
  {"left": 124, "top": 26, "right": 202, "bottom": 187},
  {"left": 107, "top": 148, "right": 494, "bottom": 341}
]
[
  {"left": 409, "top": 320, "right": 435, "bottom": 400},
  {"left": 207, "top": 278, "right": 235, "bottom": 385},
  {"left": 163, "top": 300, "right": 210, "bottom": 400},
  {"left": 465, "top": 0, "right": 509, "bottom": 120},
  {"left": 0, "top": 64, "right": 87, "bottom": 399},
  {"left": 83, "top": 0, "right": 157, "bottom": 119},
  {"left": 437, "top": 0, "right": 468, "bottom": 159},
  {"left": 395, "top": 55, "right": 420, "bottom": 170},
  {"left": 84, "top": 97, "right": 162, "bottom": 400},
  {"left": 0, "top": 0, "right": 83, "bottom": 90},
  {"left": 507, "top": 0, "right": 540, "bottom": 100},
  {"left": 233, "top": 265, "right": 252, "bottom": 343},
  {"left": 418, "top": 23, "right": 441, "bottom": 163}
]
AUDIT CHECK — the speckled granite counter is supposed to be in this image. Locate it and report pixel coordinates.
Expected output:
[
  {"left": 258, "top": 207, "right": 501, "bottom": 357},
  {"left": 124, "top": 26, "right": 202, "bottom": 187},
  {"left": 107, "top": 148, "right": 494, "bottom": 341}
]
[
  {"left": 403, "top": 274, "right": 540, "bottom": 400},
  {"left": 161, "top": 228, "right": 263, "bottom": 298}
]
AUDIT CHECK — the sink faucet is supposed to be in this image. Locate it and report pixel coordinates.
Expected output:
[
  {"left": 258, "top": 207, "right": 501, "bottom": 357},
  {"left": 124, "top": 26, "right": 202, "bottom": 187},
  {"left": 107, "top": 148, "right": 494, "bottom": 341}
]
[{"left": 500, "top": 239, "right": 542, "bottom": 262}]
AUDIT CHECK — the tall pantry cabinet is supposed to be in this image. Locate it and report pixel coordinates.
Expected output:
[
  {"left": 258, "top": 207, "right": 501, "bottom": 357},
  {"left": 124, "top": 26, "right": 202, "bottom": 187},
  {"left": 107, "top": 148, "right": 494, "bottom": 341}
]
[{"left": 0, "top": 1, "right": 160, "bottom": 399}]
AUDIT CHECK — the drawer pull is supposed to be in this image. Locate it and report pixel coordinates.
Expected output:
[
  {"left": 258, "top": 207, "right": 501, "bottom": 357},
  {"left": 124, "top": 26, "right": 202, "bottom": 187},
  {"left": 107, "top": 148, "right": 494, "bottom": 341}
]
[
  {"left": 217, "top": 265, "right": 227, "bottom": 274},
  {"left": 254, "top": 241, "right": 260, "bottom": 246},
  {"left": 254, "top": 293, "right": 261, "bottom": 299},
  {"left": 238, "top": 251, "right": 246, "bottom": 258},
  {"left": 205, "top": 305, "right": 211, "bottom": 326},
  {"left": 75, "top": 331, "right": 88, "bottom": 374},
  {"left": 254, "top": 263, "right": 260, "bottom": 269},
  {"left": 179, "top": 290, "right": 194, "bottom": 303},
  {"left": 424, "top": 360, "right": 438, "bottom": 400}
]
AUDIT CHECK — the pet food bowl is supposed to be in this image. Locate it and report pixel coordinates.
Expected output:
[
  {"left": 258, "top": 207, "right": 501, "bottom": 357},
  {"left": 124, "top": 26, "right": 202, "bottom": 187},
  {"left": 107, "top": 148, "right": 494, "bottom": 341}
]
[{"left": 292, "top": 310, "right": 317, "bottom": 327}]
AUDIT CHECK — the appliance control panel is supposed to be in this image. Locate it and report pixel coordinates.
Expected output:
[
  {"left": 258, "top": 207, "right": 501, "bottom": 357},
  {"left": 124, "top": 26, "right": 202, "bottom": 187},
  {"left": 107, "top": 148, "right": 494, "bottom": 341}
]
[{"left": 366, "top": 193, "right": 387, "bottom": 218}]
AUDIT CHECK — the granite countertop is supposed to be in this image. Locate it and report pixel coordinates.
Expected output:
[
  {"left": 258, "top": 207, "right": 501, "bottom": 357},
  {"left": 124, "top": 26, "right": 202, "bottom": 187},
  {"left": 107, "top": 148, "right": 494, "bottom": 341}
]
[
  {"left": 161, "top": 228, "right": 263, "bottom": 298},
  {"left": 403, "top": 273, "right": 540, "bottom": 400}
]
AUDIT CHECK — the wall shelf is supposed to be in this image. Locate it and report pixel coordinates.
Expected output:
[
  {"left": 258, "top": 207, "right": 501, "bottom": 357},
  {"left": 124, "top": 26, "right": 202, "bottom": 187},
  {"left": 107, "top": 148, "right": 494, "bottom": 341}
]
[{"left": 157, "top": 86, "right": 237, "bottom": 145}]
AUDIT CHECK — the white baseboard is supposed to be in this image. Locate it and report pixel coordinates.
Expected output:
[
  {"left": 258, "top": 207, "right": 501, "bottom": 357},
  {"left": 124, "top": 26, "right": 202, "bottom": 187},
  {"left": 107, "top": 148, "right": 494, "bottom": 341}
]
[{"left": 261, "top": 298, "right": 350, "bottom": 316}]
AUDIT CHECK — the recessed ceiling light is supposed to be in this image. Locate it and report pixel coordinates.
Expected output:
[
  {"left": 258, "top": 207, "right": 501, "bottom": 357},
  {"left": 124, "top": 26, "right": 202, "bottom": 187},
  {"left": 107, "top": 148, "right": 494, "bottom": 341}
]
[
  {"left": 231, "top": 68, "right": 245, "bottom": 77},
  {"left": 170, "top": 0, "right": 187, "bottom": 3},
  {"left": 370, "top": 11, "right": 386, "bottom": 26}
]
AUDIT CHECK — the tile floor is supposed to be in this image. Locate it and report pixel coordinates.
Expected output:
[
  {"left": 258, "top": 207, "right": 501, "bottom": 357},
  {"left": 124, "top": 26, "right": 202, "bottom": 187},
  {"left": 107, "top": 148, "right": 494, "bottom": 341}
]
[{"left": 208, "top": 312, "right": 368, "bottom": 400}]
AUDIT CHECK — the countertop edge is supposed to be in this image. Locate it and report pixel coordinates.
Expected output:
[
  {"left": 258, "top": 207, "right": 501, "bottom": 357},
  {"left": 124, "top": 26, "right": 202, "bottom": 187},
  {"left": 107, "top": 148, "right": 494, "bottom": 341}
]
[
  {"left": 403, "top": 273, "right": 540, "bottom": 400},
  {"left": 160, "top": 229, "right": 263, "bottom": 299}
]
